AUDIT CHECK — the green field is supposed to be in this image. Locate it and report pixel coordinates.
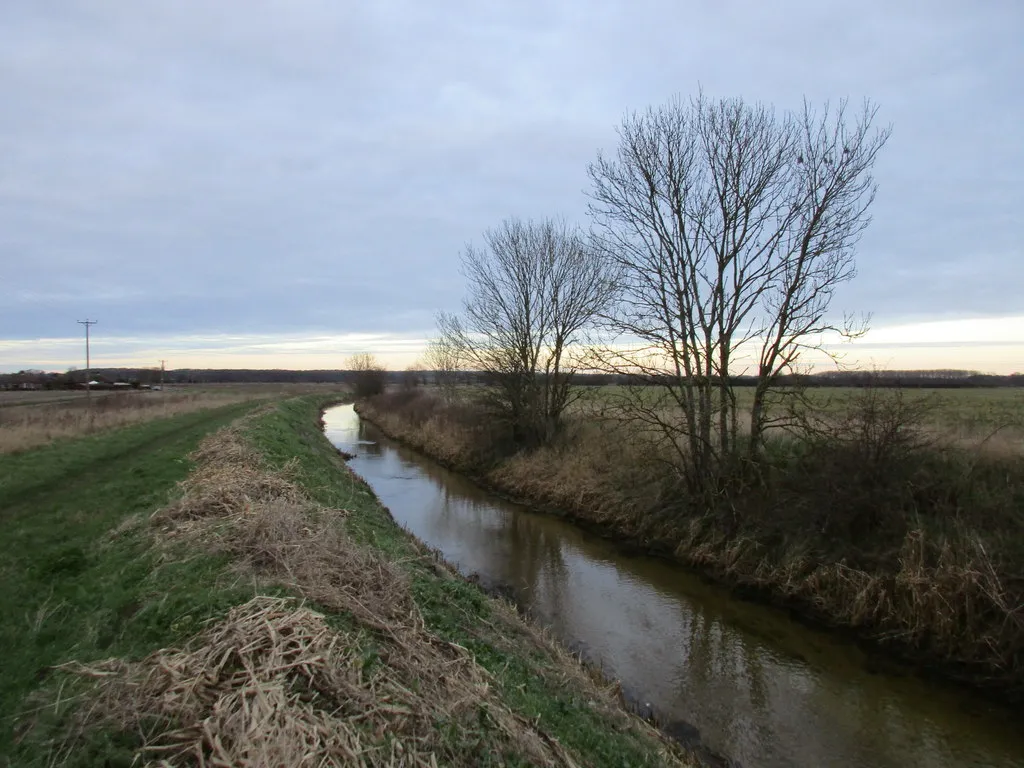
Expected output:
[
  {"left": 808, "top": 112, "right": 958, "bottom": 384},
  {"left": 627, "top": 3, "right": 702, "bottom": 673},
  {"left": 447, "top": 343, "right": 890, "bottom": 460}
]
[{"left": 573, "top": 385, "right": 1024, "bottom": 449}]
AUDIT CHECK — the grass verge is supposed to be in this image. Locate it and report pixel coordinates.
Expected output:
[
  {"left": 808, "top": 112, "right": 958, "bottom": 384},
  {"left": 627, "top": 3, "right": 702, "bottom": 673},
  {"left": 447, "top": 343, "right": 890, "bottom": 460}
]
[
  {"left": 2, "top": 395, "right": 692, "bottom": 766},
  {"left": 241, "top": 396, "right": 691, "bottom": 766}
]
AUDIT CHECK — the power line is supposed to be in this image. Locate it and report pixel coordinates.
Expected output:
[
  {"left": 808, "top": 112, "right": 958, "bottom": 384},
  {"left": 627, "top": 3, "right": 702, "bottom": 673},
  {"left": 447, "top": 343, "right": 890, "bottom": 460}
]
[{"left": 77, "top": 319, "right": 97, "bottom": 405}]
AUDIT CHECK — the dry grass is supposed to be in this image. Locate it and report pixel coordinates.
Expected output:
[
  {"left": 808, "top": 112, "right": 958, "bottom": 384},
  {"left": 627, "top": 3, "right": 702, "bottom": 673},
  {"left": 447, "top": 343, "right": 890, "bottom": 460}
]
[
  {"left": 59, "top": 596, "right": 571, "bottom": 767},
  {"left": 0, "top": 390, "right": 103, "bottom": 407},
  {"left": 673, "top": 519, "right": 1024, "bottom": 686},
  {"left": 50, "top": 421, "right": 680, "bottom": 766},
  {"left": 0, "top": 392, "right": 269, "bottom": 454},
  {"left": 361, "top": 407, "right": 480, "bottom": 469}
]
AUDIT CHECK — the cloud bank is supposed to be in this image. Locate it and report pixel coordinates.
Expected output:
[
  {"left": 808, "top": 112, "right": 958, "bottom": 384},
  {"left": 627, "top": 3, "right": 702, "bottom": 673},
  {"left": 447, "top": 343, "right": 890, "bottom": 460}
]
[{"left": 1, "top": 1, "right": 1021, "bottom": 372}]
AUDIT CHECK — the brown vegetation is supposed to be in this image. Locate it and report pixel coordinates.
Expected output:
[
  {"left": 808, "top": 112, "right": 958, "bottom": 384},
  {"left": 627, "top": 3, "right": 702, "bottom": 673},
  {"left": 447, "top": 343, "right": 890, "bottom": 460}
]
[
  {"left": 63, "top": 594, "right": 587, "bottom": 767},
  {"left": 360, "top": 388, "right": 1024, "bottom": 700}
]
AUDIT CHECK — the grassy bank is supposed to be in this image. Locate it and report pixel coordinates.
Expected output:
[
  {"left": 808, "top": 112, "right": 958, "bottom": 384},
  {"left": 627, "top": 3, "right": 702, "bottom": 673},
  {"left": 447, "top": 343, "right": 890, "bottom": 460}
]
[
  {"left": 358, "top": 389, "right": 1024, "bottom": 702},
  {"left": 1, "top": 395, "right": 691, "bottom": 766}
]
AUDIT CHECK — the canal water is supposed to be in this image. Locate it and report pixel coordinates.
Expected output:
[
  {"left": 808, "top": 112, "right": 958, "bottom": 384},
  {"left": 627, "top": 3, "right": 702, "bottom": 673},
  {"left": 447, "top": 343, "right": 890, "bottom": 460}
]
[{"left": 323, "top": 404, "right": 1024, "bottom": 768}]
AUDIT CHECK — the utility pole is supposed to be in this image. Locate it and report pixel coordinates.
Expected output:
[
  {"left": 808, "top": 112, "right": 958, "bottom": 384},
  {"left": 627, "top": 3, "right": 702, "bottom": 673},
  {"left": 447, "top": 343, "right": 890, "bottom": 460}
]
[
  {"left": 159, "top": 359, "right": 166, "bottom": 390},
  {"left": 77, "top": 319, "right": 97, "bottom": 406}
]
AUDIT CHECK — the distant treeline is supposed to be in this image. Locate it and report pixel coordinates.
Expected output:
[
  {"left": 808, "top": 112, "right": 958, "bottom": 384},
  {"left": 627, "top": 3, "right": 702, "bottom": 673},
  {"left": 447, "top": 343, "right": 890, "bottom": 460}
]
[
  {"left": 2, "top": 367, "right": 1022, "bottom": 391},
  {"left": 0, "top": 368, "right": 349, "bottom": 389},
  {"left": 780, "top": 369, "right": 1024, "bottom": 389},
  {"left": 582, "top": 370, "right": 1024, "bottom": 388}
]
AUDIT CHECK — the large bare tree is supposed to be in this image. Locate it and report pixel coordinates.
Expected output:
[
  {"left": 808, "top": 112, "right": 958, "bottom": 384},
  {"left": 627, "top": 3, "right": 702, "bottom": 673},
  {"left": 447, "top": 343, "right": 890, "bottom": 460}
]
[
  {"left": 441, "top": 216, "right": 619, "bottom": 446},
  {"left": 588, "top": 94, "right": 890, "bottom": 484}
]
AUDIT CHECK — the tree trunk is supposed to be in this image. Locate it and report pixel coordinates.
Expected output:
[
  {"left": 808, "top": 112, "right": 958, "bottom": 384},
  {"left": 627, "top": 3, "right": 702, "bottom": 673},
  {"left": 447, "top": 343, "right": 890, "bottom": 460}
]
[{"left": 748, "top": 383, "right": 768, "bottom": 458}]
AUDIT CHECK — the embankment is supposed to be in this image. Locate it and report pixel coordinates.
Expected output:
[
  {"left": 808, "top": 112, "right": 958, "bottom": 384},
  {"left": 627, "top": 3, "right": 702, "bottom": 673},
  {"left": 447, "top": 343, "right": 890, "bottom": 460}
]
[
  {"left": 357, "top": 390, "right": 1024, "bottom": 703},
  {"left": 2, "top": 395, "right": 693, "bottom": 767}
]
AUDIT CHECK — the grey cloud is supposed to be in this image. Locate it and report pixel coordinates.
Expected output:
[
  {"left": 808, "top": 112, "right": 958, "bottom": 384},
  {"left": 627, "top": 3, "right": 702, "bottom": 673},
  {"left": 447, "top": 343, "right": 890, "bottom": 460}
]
[{"left": 1, "top": 0, "right": 1021, "bottom": 359}]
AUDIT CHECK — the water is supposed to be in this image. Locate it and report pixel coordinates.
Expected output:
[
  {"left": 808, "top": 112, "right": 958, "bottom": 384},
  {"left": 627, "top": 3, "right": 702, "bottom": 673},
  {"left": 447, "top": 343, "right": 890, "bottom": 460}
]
[{"left": 323, "top": 404, "right": 1024, "bottom": 768}]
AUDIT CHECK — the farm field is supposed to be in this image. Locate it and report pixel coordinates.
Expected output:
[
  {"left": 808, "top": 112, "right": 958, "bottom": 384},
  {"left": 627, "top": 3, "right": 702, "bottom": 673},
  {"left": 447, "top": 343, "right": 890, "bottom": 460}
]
[
  {"left": 0, "top": 390, "right": 114, "bottom": 408},
  {"left": 747, "top": 386, "right": 1021, "bottom": 433},
  {"left": 0, "top": 384, "right": 346, "bottom": 454},
  {"left": 574, "top": 384, "right": 1024, "bottom": 451}
]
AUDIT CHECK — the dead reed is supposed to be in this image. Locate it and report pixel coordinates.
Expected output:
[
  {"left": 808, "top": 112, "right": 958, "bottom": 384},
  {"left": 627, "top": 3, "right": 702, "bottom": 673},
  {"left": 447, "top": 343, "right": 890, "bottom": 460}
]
[
  {"left": 672, "top": 518, "right": 1024, "bottom": 687},
  {"left": 59, "top": 594, "right": 575, "bottom": 767}
]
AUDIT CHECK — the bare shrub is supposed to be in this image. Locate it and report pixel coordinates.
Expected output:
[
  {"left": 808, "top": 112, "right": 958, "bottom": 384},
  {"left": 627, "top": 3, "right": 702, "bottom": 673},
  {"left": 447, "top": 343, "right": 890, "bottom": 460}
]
[
  {"left": 422, "top": 335, "right": 461, "bottom": 403},
  {"left": 775, "top": 385, "right": 938, "bottom": 545},
  {"left": 400, "top": 364, "right": 424, "bottom": 390},
  {"left": 347, "top": 353, "right": 387, "bottom": 399},
  {"left": 811, "top": 384, "right": 935, "bottom": 468}
]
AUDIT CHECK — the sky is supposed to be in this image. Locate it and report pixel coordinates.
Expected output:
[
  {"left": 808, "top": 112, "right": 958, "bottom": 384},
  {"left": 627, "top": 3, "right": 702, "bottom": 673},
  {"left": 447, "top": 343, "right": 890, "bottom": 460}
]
[{"left": 1, "top": 1, "right": 1021, "bottom": 374}]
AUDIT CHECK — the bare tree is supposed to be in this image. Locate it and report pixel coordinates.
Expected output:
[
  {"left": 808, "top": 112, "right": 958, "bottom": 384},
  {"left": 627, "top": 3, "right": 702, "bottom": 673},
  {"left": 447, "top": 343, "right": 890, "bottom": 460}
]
[
  {"left": 441, "top": 216, "right": 619, "bottom": 446},
  {"left": 588, "top": 93, "right": 889, "bottom": 484},
  {"left": 400, "top": 363, "right": 424, "bottom": 390},
  {"left": 347, "top": 353, "right": 387, "bottom": 398},
  {"left": 422, "top": 333, "right": 461, "bottom": 403}
]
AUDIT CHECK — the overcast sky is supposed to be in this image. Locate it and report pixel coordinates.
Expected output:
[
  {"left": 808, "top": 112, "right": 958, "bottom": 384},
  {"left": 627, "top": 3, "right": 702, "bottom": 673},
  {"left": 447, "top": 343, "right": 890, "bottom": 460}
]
[{"left": 1, "top": 1, "right": 1021, "bottom": 373}]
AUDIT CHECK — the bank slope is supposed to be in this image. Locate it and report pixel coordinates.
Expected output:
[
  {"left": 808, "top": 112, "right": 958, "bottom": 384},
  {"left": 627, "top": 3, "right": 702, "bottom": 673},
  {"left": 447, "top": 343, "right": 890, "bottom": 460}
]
[{"left": 3, "top": 396, "right": 693, "bottom": 767}]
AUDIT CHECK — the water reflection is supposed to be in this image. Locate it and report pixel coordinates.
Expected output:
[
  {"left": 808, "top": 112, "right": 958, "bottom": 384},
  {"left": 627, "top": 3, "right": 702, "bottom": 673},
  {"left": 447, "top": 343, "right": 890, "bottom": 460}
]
[{"left": 324, "top": 405, "right": 1024, "bottom": 768}]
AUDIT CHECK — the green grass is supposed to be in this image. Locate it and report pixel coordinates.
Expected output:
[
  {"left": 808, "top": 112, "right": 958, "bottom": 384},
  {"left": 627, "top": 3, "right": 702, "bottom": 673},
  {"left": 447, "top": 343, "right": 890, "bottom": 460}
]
[
  {"left": 584, "top": 384, "right": 1024, "bottom": 433},
  {"left": 0, "top": 401, "right": 259, "bottom": 765}
]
